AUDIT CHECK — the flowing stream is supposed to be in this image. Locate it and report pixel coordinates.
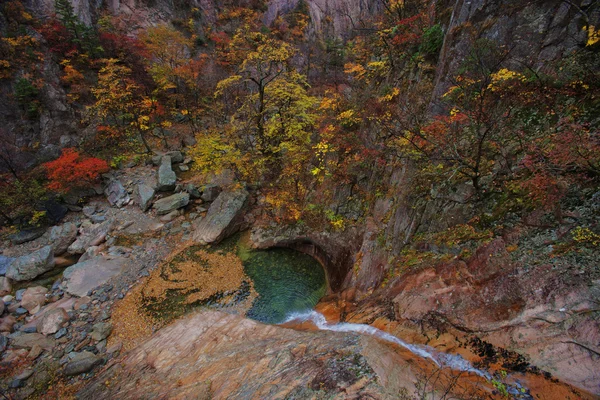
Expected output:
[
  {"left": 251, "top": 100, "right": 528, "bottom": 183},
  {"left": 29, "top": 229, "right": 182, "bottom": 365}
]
[{"left": 283, "top": 310, "right": 533, "bottom": 398}]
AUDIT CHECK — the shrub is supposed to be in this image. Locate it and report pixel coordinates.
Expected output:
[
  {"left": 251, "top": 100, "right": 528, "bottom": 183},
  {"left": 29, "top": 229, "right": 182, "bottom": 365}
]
[{"left": 44, "top": 148, "right": 109, "bottom": 194}]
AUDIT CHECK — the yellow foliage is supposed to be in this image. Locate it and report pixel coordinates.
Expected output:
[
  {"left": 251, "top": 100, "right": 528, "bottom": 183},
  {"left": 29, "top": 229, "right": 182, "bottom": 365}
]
[{"left": 584, "top": 25, "right": 600, "bottom": 46}]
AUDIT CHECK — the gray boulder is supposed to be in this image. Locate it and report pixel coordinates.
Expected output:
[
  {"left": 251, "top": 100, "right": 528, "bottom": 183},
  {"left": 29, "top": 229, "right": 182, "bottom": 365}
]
[
  {"left": 49, "top": 223, "right": 78, "bottom": 255},
  {"left": 90, "top": 322, "right": 112, "bottom": 341},
  {"left": 0, "top": 255, "right": 14, "bottom": 276},
  {"left": 6, "top": 246, "right": 55, "bottom": 282},
  {"left": 64, "top": 351, "right": 101, "bottom": 376},
  {"left": 192, "top": 190, "right": 248, "bottom": 244},
  {"left": 157, "top": 156, "right": 176, "bottom": 192},
  {"left": 67, "top": 220, "right": 114, "bottom": 255},
  {"left": 11, "top": 333, "right": 55, "bottom": 350},
  {"left": 153, "top": 193, "right": 190, "bottom": 215},
  {"left": 135, "top": 183, "right": 155, "bottom": 212},
  {"left": 105, "top": 179, "right": 130, "bottom": 208},
  {"left": 62, "top": 256, "right": 127, "bottom": 297}
]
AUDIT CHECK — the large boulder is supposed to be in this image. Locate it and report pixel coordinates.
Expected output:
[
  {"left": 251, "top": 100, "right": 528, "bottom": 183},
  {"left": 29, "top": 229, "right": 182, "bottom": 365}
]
[
  {"left": 62, "top": 256, "right": 127, "bottom": 297},
  {"left": 20, "top": 286, "right": 48, "bottom": 312},
  {"left": 6, "top": 246, "right": 55, "bottom": 282},
  {"left": 105, "top": 179, "right": 130, "bottom": 208},
  {"left": 49, "top": 222, "right": 78, "bottom": 255},
  {"left": 135, "top": 183, "right": 155, "bottom": 212},
  {"left": 68, "top": 220, "right": 114, "bottom": 255},
  {"left": 156, "top": 156, "right": 176, "bottom": 192},
  {"left": 153, "top": 193, "right": 189, "bottom": 215},
  {"left": 192, "top": 189, "right": 248, "bottom": 244}
]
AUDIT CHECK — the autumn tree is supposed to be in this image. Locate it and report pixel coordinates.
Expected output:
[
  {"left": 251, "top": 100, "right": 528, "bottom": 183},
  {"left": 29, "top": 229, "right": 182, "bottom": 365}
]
[
  {"left": 44, "top": 148, "right": 109, "bottom": 194},
  {"left": 88, "top": 59, "right": 155, "bottom": 152}
]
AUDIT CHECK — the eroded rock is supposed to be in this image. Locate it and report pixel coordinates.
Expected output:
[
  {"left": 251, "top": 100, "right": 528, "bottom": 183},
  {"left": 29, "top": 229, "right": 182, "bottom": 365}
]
[
  {"left": 135, "top": 183, "right": 155, "bottom": 211},
  {"left": 68, "top": 220, "right": 114, "bottom": 255},
  {"left": 192, "top": 189, "right": 248, "bottom": 244},
  {"left": 38, "top": 308, "right": 69, "bottom": 335},
  {"left": 64, "top": 351, "right": 101, "bottom": 376},
  {"left": 20, "top": 286, "right": 48, "bottom": 312}
]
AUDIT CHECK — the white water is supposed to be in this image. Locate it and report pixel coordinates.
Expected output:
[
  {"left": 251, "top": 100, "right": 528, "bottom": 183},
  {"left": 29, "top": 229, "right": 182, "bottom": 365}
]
[{"left": 283, "top": 310, "right": 491, "bottom": 380}]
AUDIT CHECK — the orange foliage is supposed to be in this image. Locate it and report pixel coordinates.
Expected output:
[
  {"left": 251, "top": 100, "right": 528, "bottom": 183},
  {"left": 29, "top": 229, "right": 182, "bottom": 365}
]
[{"left": 44, "top": 148, "right": 109, "bottom": 193}]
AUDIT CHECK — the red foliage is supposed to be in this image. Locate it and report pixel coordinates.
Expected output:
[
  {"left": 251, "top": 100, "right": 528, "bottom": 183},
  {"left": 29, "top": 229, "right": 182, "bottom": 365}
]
[
  {"left": 44, "top": 148, "right": 109, "bottom": 193},
  {"left": 37, "top": 20, "right": 77, "bottom": 55}
]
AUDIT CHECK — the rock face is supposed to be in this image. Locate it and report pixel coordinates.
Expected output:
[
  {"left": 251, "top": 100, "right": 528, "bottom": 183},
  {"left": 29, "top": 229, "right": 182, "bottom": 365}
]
[
  {"left": 135, "top": 183, "right": 155, "bottom": 211},
  {"left": 104, "top": 179, "right": 130, "bottom": 208},
  {"left": 152, "top": 192, "right": 189, "bottom": 215},
  {"left": 68, "top": 220, "right": 114, "bottom": 255},
  {"left": 6, "top": 246, "right": 55, "bottom": 282},
  {"left": 49, "top": 222, "right": 78, "bottom": 255},
  {"left": 432, "top": 0, "right": 597, "bottom": 101},
  {"left": 364, "top": 237, "right": 600, "bottom": 395},
  {"left": 62, "top": 256, "right": 127, "bottom": 297},
  {"left": 156, "top": 156, "right": 176, "bottom": 192},
  {"left": 192, "top": 189, "right": 248, "bottom": 244},
  {"left": 80, "top": 311, "right": 430, "bottom": 399},
  {"left": 200, "top": 184, "right": 221, "bottom": 202}
]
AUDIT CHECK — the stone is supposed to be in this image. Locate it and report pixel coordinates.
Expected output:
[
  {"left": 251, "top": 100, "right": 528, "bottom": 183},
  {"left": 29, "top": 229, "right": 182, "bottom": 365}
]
[
  {"left": 64, "top": 351, "right": 101, "bottom": 376},
  {"left": 0, "top": 299, "right": 3, "bottom": 315},
  {"left": 157, "top": 156, "right": 176, "bottom": 192},
  {"left": 159, "top": 210, "right": 180, "bottom": 223},
  {"left": 185, "top": 183, "right": 202, "bottom": 199},
  {"left": 105, "top": 179, "right": 130, "bottom": 208},
  {"left": 38, "top": 308, "right": 69, "bottom": 335},
  {"left": 90, "top": 322, "right": 112, "bottom": 341},
  {"left": 153, "top": 193, "right": 190, "bottom": 215},
  {"left": 0, "top": 335, "right": 7, "bottom": 352},
  {"left": 179, "top": 164, "right": 189, "bottom": 172},
  {"left": 41, "top": 200, "right": 68, "bottom": 224},
  {"left": 0, "top": 277, "right": 11, "bottom": 296},
  {"left": 55, "top": 327, "right": 67, "bottom": 339},
  {"left": 192, "top": 190, "right": 248, "bottom": 244},
  {"left": 20, "top": 286, "right": 48, "bottom": 312},
  {"left": 83, "top": 205, "right": 96, "bottom": 218},
  {"left": 68, "top": 220, "right": 114, "bottom": 255},
  {"left": 62, "top": 256, "right": 127, "bottom": 297},
  {"left": 2, "top": 295, "right": 12, "bottom": 303},
  {"left": 165, "top": 151, "right": 184, "bottom": 163},
  {"left": 9, "top": 228, "right": 46, "bottom": 245},
  {"left": 49, "top": 222, "right": 78, "bottom": 255},
  {"left": 27, "top": 344, "right": 43, "bottom": 360},
  {"left": 11, "top": 333, "right": 55, "bottom": 350},
  {"left": 6, "top": 246, "right": 55, "bottom": 281},
  {"left": 200, "top": 184, "right": 222, "bottom": 202},
  {"left": 15, "top": 288, "right": 25, "bottom": 301},
  {"left": 0, "top": 255, "right": 15, "bottom": 276},
  {"left": 0, "top": 315, "right": 16, "bottom": 332},
  {"left": 135, "top": 183, "right": 155, "bottom": 212}
]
